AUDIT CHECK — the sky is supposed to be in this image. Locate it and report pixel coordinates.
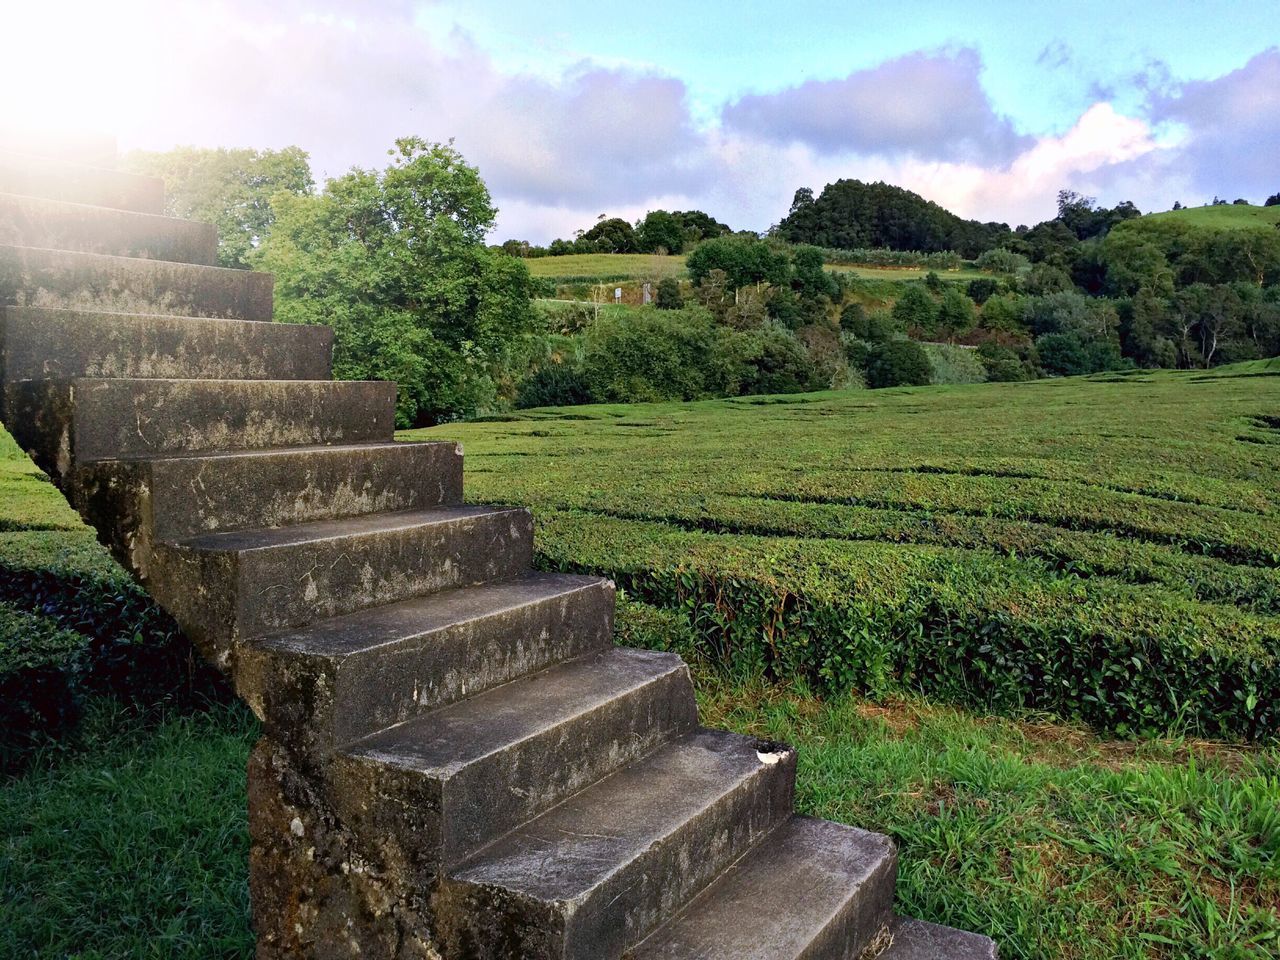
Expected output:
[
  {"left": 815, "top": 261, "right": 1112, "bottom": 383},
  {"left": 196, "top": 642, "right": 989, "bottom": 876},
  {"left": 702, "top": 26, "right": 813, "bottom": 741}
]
[{"left": 3, "top": 0, "right": 1279, "bottom": 242}]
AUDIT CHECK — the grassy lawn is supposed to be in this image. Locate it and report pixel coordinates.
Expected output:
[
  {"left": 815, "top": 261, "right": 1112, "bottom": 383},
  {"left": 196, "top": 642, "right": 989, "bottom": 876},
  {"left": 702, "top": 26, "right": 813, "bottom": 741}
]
[
  {"left": 1144, "top": 204, "right": 1280, "bottom": 231},
  {"left": 3, "top": 670, "right": 1276, "bottom": 959},
  {"left": 523, "top": 252, "right": 982, "bottom": 284},
  {"left": 524, "top": 252, "right": 687, "bottom": 280}
]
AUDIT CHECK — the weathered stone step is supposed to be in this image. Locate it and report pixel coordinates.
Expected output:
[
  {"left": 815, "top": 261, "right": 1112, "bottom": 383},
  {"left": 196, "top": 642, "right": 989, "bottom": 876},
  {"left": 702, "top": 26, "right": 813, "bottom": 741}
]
[
  {"left": 0, "top": 307, "right": 332, "bottom": 394},
  {"left": 240, "top": 573, "right": 616, "bottom": 758},
  {"left": 0, "top": 193, "right": 218, "bottom": 264},
  {"left": 150, "top": 506, "right": 534, "bottom": 665},
  {"left": 0, "top": 244, "right": 272, "bottom": 319},
  {"left": 876, "top": 918, "right": 998, "bottom": 960},
  {"left": 627, "top": 816, "right": 897, "bottom": 960},
  {"left": 336, "top": 647, "right": 697, "bottom": 877},
  {"left": 0, "top": 149, "right": 163, "bottom": 213},
  {"left": 437, "top": 729, "right": 797, "bottom": 960},
  {"left": 10, "top": 377, "right": 396, "bottom": 481},
  {"left": 0, "top": 134, "right": 119, "bottom": 169},
  {"left": 75, "top": 441, "right": 463, "bottom": 574}
]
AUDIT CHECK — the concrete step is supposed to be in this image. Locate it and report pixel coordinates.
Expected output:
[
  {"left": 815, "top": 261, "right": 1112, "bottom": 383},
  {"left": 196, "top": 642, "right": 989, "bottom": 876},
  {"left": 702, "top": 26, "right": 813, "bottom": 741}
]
[
  {"left": 149, "top": 505, "right": 534, "bottom": 665},
  {"left": 0, "top": 307, "right": 331, "bottom": 395},
  {"left": 627, "top": 816, "right": 897, "bottom": 960},
  {"left": 0, "top": 244, "right": 271, "bottom": 319},
  {"left": 0, "top": 149, "right": 163, "bottom": 213},
  {"left": 0, "top": 134, "right": 119, "bottom": 168},
  {"left": 437, "top": 729, "right": 797, "bottom": 960},
  {"left": 0, "top": 193, "right": 217, "bottom": 264},
  {"left": 74, "top": 440, "right": 463, "bottom": 573},
  {"left": 335, "top": 647, "right": 697, "bottom": 877},
  {"left": 241, "top": 573, "right": 616, "bottom": 758},
  {"left": 9, "top": 377, "right": 396, "bottom": 482},
  {"left": 876, "top": 918, "right": 998, "bottom": 960}
]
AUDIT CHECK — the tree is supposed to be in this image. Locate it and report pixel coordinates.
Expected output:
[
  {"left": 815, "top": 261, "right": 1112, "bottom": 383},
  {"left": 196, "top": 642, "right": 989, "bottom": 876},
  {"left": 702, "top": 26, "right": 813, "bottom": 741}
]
[
  {"left": 975, "top": 247, "right": 1030, "bottom": 276},
  {"left": 1035, "top": 333, "right": 1091, "bottom": 376},
  {"left": 1266, "top": 193, "right": 1280, "bottom": 207},
  {"left": 936, "top": 288, "right": 976, "bottom": 337},
  {"left": 654, "top": 277, "right": 683, "bottom": 310},
  {"left": 866, "top": 340, "right": 932, "bottom": 388},
  {"left": 686, "top": 237, "right": 789, "bottom": 290},
  {"left": 892, "top": 284, "right": 939, "bottom": 335},
  {"left": 256, "top": 137, "right": 535, "bottom": 426},
  {"left": 636, "top": 210, "right": 685, "bottom": 254},
  {"left": 980, "top": 293, "right": 1027, "bottom": 333},
  {"left": 966, "top": 277, "right": 999, "bottom": 305},
  {"left": 125, "top": 145, "right": 313, "bottom": 268},
  {"left": 580, "top": 217, "right": 638, "bottom": 253}
]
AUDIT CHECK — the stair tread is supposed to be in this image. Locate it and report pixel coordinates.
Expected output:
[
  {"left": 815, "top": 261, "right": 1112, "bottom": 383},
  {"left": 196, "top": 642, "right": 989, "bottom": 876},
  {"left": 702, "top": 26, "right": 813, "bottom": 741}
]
[
  {"left": 176, "top": 505, "right": 527, "bottom": 551},
  {"left": 345, "top": 647, "right": 686, "bottom": 773},
  {"left": 451, "top": 728, "right": 790, "bottom": 901},
  {"left": 254, "top": 572, "right": 607, "bottom": 659},
  {"left": 877, "top": 918, "right": 998, "bottom": 960},
  {"left": 0, "top": 241, "right": 265, "bottom": 275},
  {"left": 111, "top": 439, "right": 451, "bottom": 464},
  {"left": 0, "top": 189, "right": 193, "bottom": 224},
  {"left": 629, "top": 816, "right": 895, "bottom": 960}
]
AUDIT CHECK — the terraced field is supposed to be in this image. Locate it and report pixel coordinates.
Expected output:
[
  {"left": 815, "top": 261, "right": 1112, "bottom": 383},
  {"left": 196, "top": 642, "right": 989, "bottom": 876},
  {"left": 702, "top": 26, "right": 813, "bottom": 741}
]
[{"left": 414, "top": 362, "right": 1280, "bottom": 739}]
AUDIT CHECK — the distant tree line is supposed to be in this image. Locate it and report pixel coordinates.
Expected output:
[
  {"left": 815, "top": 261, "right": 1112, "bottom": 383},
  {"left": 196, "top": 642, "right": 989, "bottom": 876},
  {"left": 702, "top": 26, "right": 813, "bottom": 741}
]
[{"left": 499, "top": 209, "right": 734, "bottom": 258}]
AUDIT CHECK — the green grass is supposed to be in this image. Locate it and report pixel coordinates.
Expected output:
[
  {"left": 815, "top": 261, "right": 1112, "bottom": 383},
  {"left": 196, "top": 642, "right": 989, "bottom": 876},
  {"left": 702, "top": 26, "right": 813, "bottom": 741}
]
[
  {"left": 524, "top": 253, "right": 688, "bottom": 280},
  {"left": 1, "top": 700, "right": 258, "bottom": 959},
  {"left": 828, "top": 263, "right": 988, "bottom": 281},
  {"left": 1143, "top": 204, "right": 1280, "bottom": 231},
  {"left": 4, "top": 667, "right": 1275, "bottom": 960},
  {"left": 410, "top": 368, "right": 1280, "bottom": 738},
  {"left": 524, "top": 252, "right": 983, "bottom": 284}
]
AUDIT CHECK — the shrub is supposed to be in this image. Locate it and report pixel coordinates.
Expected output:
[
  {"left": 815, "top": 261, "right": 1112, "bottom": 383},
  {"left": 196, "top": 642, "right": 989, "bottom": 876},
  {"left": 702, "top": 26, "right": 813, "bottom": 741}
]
[
  {"left": 966, "top": 277, "right": 1000, "bottom": 305},
  {"left": 725, "top": 324, "right": 823, "bottom": 395},
  {"left": 654, "top": 277, "right": 683, "bottom": 310},
  {"left": 920, "top": 343, "right": 987, "bottom": 384},
  {"left": 866, "top": 339, "right": 932, "bottom": 388},
  {"left": 1035, "top": 332, "right": 1091, "bottom": 376},
  {"left": 579, "top": 309, "right": 728, "bottom": 403},
  {"left": 515, "top": 365, "right": 594, "bottom": 408}
]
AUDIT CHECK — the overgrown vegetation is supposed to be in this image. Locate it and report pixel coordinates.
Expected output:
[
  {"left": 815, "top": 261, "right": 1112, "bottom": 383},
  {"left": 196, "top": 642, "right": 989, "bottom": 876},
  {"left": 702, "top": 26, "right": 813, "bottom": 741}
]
[{"left": 416, "top": 364, "right": 1280, "bottom": 740}]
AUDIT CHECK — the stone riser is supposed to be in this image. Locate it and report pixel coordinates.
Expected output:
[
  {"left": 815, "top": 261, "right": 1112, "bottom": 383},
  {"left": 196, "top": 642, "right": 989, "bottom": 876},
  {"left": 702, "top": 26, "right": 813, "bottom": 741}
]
[
  {"left": 0, "top": 149, "right": 164, "bottom": 213},
  {"left": 628, "top": 816, "right": 897, "bottom": 960},
  {"left": 0, "top": 193, "right": 218, "bottom": 264},
  {"left": 71, "top": 441, "right": 463, "bottom": 577},
  {"left": 9, "top": 377, "right": 396, "bottom": 481},
  {"left": 148, "top": 506, "right": 534, "bottom": 666},
  {"left": 333, "top": 648, "right": 698, "bottom": 878},
  {"left": 0, "top": 308, "right": 332, "bottom": 405},
  {"left": 242, "top": 573, "right": 617, "bottom": 759},
  {"left": 436, "top": 730, "right": 798, "bottom": 960},
  {"left": 0, "top": 244, "right": 273, "bottom": 319}
]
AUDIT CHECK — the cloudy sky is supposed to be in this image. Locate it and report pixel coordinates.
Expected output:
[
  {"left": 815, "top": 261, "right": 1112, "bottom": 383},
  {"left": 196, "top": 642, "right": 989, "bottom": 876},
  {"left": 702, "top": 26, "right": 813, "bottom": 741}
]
[{"left": 5, "top": 1, "right": 1279, "bottom": 241}]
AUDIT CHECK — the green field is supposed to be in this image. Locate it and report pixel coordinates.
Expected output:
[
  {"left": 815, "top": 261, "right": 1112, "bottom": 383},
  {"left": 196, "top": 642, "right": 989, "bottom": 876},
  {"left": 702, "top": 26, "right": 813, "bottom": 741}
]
[
  {"left": 414, "top": 366, "right": 1280, "bottom": 739},
  {"left": 1143, "top": 203, "right": 1280, "bottom": 231},
  {"left": 524, "top": 252, "right": 688, "bottom": 281},
  {"left": 5, "top": 368, "right": 1280, "bottom": 957},
  {"left": 524, "top": 252, "right": 985, "bottom": 284},
  {"left": 827, "top": 263, "right": 987, "bottom": 281}
]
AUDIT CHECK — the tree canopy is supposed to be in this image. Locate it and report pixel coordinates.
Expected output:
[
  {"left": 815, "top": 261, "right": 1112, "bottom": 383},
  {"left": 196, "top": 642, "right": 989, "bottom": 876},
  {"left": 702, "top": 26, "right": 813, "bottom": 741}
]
[
  {"left": 125, "top": 145, "right": 314, "bottom": 268},
  {"left": 255, "top": 137, "right": 535, "bottom": 426}
]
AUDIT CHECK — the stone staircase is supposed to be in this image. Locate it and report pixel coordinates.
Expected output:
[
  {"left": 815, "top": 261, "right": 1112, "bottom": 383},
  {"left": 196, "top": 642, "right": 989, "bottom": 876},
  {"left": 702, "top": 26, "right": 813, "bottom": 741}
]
[{"left": 0, "top": 140, "right": 997, "bottom": 960}]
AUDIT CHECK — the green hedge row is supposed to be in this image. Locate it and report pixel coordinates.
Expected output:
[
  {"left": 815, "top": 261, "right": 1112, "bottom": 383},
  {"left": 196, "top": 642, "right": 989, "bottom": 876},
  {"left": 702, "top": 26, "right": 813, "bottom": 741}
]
[{"left": 535, "top": 511, "right": 1279, "bottom": 740}]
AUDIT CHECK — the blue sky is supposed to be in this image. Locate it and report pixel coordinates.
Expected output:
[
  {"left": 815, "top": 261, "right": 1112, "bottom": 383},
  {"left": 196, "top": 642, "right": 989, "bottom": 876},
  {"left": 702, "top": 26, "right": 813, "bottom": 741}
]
[{"left": 5, "top": 1, "right": 1279, "bottom": 240}]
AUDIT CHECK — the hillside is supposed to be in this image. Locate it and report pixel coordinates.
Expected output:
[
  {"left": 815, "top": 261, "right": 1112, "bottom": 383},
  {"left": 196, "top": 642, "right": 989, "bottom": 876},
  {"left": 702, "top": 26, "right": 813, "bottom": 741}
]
[
  {"left": 416, "top": 367, "right": 1280, "bottom": 739},
  {"left": 777, "top": 179, "right": 1011, "bottom": 257},
  {"left": 1142, "top": 203, "right": 1280, "bottom": 230}
]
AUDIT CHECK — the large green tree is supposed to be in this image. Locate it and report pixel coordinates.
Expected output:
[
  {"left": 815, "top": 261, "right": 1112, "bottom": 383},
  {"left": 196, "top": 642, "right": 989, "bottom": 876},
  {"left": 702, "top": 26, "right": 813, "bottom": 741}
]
[
  {"left": 256, "top": 138, "right": 535, "bottom": 426},
  {"left": 125, "top": 145, "right": 313, "bottom": 268}
]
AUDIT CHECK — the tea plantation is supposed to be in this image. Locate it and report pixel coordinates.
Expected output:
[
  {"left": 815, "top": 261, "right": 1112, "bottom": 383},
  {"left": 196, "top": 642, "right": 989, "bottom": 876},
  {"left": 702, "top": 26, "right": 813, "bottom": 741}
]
[
  {"left": 4, "top": 368, "right": 1280, "bottom": 957},
  {"left": 411, "top": 361, "right": 1280, "bottom": 740}
]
